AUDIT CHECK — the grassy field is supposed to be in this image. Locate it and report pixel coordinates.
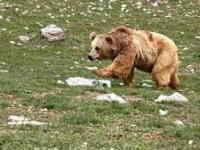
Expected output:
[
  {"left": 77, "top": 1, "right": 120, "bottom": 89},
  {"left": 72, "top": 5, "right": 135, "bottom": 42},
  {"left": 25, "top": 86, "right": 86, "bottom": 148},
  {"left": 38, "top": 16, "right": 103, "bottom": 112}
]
[{"left": 0, "top": 0, "right": 200, "bottom": 149}]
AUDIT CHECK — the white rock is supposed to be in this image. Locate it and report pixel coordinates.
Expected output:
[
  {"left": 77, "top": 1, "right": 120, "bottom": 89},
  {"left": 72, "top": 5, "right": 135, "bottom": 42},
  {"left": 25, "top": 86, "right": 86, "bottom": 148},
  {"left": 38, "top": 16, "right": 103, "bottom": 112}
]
[
  {"left": 24, "top": 26, "right": 29, "bottom": 30},
  {"left": 151, "top": 2, "right": 159, "bottom": 7},
  {"left": 8, "top": 116, "right": 29, "bottom": 122},
  {"left": 142, "top": 83, "right": 153, "bottom": 88},
  {"left": 8, "top": 120, "right": 47, "bottom": 126},
  {"left": 9, "top": 41, "right": 16, "bottom": 44},
  {"left": 40, "top": 108, "right": 48, "bottom": 112},
  {"left": 119, "top": 83, "right": 124, "bottom": 86},
  {"left": 188, "top": 140, "right": 193, "bottom": 145},
  {"left": 84, "top": 66, "right": 98, "bottom": 71},
  {"left": 183, "top": 47, "right": 188, "bottom": 51},
  {"left": 17, "top": 43, "right": 23, "bottom": 46},
  {"left": 8, "top": 115, "right": 47, "bottom": 126},
  {"left": 66, "top": 77, "right": 111, "bottom": 88},
  {"left": 96, "top": 93, "right": 126, "bottom": 104},
  {"left": 165, "top": 15, "right": 172, "bottom": 18},
  {"left": 174, "top": 120, "right": 184, "bottom": 126},
  {"left": 0, "top": 62, "right": 6, "bottom": 65},
  {"left": 41, "top": 24, "right": 64, "bottom": 41},
  {"left": 56, "top": 80, "right": 65, "bottom": 85},
  {"left": 19, "top": 35, "right": 30, "bottom": 42},
  {"left": 186, "top": 65, "right": 195, "bottom": 74},
  {"left": 0, "top": 69, "right": 9, "bottom": 73},
  {"left": 136, "top": 2, "right": 142, "bottom": 6},
  {"left": 159, "top": 109, "right": 168, "bottom": 116},
  {"left": 155, "top": 92, "right": 188, "bottom": 103},
  {"left": 195, "top": 36, "right": 200, "bottom": 39},
  {"left": 143, "top": 79, "right": 153, "bottom": 83}
]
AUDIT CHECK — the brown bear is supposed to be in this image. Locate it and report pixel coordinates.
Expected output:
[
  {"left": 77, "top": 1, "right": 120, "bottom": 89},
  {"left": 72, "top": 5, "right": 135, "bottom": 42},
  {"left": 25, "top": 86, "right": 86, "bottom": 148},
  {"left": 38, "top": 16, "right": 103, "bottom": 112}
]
[{"left": 88, "top": 26, "right": 180, "bottom": 90}]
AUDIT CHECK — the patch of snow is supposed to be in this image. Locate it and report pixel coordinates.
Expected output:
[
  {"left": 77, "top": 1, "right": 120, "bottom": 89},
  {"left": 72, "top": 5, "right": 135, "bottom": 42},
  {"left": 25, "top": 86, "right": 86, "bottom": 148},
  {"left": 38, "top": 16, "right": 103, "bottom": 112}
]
[
  {"left": 66, "top": 77, "right": 111, "bottom": 88},
  {"left": 96, "top": 93, "right": 126, "bottom": 104},
  {"left": 155, "top": 92, "right": 188, "bottom": 103}
]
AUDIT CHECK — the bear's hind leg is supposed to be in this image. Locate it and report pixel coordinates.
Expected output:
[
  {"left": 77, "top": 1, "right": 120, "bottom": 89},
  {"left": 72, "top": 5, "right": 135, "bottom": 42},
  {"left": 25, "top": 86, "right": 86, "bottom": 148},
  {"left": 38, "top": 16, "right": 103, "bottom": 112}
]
[
  {"left": 169, "top": 72, "right": 180, "bottom": 90},
  {"left": 152, "top": 70, "right": 171, "bottom": 90}
]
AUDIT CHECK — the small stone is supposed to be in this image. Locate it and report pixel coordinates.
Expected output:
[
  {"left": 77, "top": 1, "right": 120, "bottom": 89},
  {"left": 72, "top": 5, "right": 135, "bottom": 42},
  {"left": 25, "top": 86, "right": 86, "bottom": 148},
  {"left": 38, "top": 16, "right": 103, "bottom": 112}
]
[
  {"left": 0, "top": 69, "right": 9, "bottom": 73},
  {"left": 56, "top": 80, "right": 65, "bottom": 85},
  {"left": 159, "top": 109, "right": 168, "bottom": 116},
  {"left": 40, "top": 108, "right": 48, "bottom": 112},
  {"left": 19, "top": 36, "right": 30, "bottom": 42},
  {"left": 9, "top": 41, "right": 16, "bottom": 44},
  {"left": 17, "top": 43, "right": 23, "bottom": 46},
  {"left": 174, "top": 120, "right": 184, "bottom": 126},
  {"left": 188, "top": 140, "right": 193, "bottom": 145},
  {"left": 195, "top": 36, "right": 200, "bottom": 39},
  {"left": 142, "top": 83, "right": 153, "bottom": 88}
]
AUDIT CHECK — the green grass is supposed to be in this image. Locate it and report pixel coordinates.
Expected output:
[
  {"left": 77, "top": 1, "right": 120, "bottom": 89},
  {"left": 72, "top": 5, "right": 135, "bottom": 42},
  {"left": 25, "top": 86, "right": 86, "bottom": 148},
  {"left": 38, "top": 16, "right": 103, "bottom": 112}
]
[{"left": 0, "top": 0, "right": 200, "bottom": 149}]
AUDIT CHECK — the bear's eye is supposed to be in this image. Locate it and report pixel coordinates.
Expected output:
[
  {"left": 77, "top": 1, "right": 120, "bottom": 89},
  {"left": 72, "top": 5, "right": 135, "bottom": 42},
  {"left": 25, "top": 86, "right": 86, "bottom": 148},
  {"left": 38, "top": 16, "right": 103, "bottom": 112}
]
[{"left": 95, "top": 47, "right": 100, "bottom": 52}]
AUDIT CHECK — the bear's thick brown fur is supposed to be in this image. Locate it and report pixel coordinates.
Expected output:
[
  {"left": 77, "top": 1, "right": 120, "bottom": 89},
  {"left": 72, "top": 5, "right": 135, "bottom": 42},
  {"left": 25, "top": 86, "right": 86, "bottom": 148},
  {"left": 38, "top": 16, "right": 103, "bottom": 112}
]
[{"left": 88, "top": 26, "right": 180, "bottom": 90}]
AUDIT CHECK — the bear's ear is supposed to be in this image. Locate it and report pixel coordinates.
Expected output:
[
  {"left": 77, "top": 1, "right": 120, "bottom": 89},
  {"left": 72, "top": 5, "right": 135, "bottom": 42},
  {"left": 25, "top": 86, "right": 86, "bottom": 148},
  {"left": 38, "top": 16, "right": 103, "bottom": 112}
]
[
  {"left": 89, "top": 32, "right": 96, "bottom": 41},
  {"left": 105, "top": 35, "right": 113, "bottom": 44}
]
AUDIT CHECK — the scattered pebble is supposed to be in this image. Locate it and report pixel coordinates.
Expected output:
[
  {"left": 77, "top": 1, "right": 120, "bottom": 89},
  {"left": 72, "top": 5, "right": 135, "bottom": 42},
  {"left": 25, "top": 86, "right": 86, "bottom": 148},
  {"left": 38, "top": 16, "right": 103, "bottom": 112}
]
[
  {"left": 142, "top": 83, "right": 153, "bottom": 88},
  {"left": 56, "top": 80, "right": 65, "bottom": 85},
  {"left": 195, "top": 36, "right": 200, "bottom": 39},
  {"left": 151, "top": 2, "right": 159, "bottom": 7},
  {"left": 19, "top": 35, "right": 30, "bottom": 42},
  {"left": 159, "top": 109, "right": 168, "bottom": 116},
  {"left": 9, "top": 41, "right": 16, "bottom": 44},
  {"left": 96, "top": 93, "right": 126, "bottom": 104},
  {"left": 186, "top": 65, "right": 195, "bottom": 74},
  {"left": 40, "top": 108, "right": 48, "bottom": 112},
  {"left": 8, "top": 115, "right": 47, "bottom": 126},
  {"left": 0, "top": 69, "right": 9, "bottom": 73},
  {"left": 84, "top": 66, "right": 98, "bottom": 71},
  {"left": 174, "top": 120, "right": 184, "bottom": 126},
  {"left": 188, "top": 140, "right": 193, "bottom": 145}
]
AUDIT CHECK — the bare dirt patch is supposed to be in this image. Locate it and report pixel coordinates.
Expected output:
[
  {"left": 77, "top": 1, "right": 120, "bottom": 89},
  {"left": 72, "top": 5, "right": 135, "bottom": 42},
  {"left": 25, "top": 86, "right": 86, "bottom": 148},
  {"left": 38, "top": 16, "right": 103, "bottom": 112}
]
[{"left": 30, "top": 88, "right": 62, "bottom": 99}]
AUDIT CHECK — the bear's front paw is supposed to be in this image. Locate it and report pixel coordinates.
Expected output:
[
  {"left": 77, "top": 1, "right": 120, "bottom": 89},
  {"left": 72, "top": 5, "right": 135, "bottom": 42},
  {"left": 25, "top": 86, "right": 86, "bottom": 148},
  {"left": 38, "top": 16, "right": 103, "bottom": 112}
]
[{"left": 95, "top": 69, "right": 111, "bottom": 78}]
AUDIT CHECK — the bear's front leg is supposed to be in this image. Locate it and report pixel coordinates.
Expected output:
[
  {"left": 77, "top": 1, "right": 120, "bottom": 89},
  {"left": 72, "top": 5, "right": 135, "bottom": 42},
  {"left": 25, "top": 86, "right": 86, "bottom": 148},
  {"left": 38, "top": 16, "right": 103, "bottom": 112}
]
[
  {"left": 95, "top": 66, "right": 113, "bottom": 78},
  {"left": 122, "top": 69, "right": 134, "bottom": 87}
]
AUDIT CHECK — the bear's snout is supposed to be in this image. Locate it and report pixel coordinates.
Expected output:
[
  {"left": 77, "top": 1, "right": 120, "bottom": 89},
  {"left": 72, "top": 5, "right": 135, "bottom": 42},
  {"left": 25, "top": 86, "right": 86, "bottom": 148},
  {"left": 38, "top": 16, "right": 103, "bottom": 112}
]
[{"left": 88, "top": 55, "right": 94, "bottom": 61}]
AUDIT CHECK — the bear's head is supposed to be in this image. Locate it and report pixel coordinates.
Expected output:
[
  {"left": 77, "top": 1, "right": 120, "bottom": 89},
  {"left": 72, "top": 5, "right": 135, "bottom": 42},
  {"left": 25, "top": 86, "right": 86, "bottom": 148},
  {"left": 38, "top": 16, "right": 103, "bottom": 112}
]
[{"left": 88, "top": 32, "right": 117, "bottom": 61}]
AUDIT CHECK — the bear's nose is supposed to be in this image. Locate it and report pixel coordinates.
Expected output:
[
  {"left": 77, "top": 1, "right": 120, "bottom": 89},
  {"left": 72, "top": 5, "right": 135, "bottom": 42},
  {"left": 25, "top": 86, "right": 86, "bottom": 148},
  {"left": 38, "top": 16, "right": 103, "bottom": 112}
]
[{"left": 88, "top": 55, "right": 93, "bottom": 61}]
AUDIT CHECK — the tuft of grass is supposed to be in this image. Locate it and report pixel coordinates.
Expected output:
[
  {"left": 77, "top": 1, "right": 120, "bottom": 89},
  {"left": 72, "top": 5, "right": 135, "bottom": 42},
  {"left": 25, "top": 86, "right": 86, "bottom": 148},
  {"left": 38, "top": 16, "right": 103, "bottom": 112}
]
[
  {"left": 61, "top": 113, "right": 103, "bottom": 125},
  {"left": 0, "top": 100, "right": 9, "bottom": 109},
  {"left": 163, "top": 126, "right": 200, "bottom": 139}
]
